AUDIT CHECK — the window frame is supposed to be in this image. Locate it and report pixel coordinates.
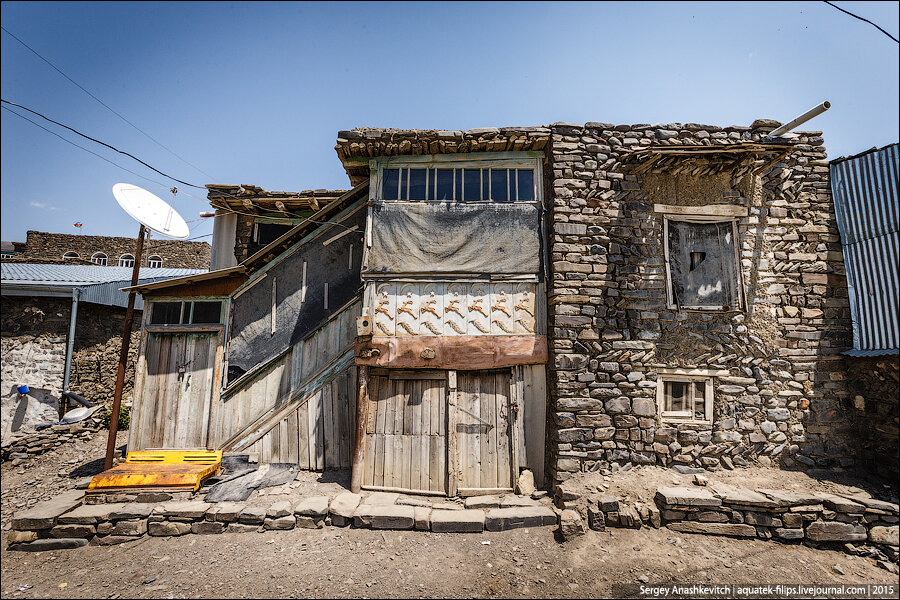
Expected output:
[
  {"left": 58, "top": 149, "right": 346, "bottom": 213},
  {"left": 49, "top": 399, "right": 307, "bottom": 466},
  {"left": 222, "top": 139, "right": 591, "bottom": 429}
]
[
  {"left": 118, "top": 253, "right": 136, "bottom": 268},
  {"left": 659, "top": 206, "right": 746, "bottom": 312},
  {"left": 656, "top": 368, "right": 725, "bottom": 426},
  {"left": 90, "top": 252, "right": 108, "bottom": 266},
  {"left": 373, "top": 152, "right": 543, "bottom": 205},
  {"left": 147, "top": 255, "right": 162, "bottom": 268},
  {"left": 62, "top": 251, "right": 80, "bottom": 260},
  {"left": 147, "top": 299, "right": 225, "bottom": 326}
]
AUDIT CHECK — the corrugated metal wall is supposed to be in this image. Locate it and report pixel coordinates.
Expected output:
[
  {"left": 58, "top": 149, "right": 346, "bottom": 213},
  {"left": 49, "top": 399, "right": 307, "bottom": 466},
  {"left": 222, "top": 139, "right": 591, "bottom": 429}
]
[{"left": 830, "top": 144, "right": 899, "bottom": 351}]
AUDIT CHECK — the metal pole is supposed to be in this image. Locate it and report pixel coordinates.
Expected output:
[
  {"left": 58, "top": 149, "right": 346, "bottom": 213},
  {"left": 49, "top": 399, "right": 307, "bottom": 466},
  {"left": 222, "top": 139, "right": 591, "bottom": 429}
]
[
  {"left": 62, "top": 287, "right": 79, "bottom": 393},
  {"left": 104, "top": 224, "right": 145, "bottom": 470},
  {"left": 767, "top": 101, "right": 831, "bottom": 138}
]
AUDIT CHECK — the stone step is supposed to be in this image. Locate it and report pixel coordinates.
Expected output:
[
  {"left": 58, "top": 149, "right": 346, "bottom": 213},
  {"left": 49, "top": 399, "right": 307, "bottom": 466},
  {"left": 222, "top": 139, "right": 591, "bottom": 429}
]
[
  {"left": 484, "top": 507, "right": 557, "bottom": 531},
  {"left": 431, "top": 509, "right": 485, "bottom": 533},
  {"left": 11, "top": 490, "right": 84, "bottom": 530}
]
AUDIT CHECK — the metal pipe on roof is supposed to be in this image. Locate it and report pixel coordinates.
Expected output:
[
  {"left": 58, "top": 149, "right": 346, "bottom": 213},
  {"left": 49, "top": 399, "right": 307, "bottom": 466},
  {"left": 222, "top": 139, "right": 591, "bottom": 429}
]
[
  {"left": 62, "top": 287, "right": 79, "bottom": 394},
  {"left": 767, "top": 101, "right": 831, "bottom": 138}
]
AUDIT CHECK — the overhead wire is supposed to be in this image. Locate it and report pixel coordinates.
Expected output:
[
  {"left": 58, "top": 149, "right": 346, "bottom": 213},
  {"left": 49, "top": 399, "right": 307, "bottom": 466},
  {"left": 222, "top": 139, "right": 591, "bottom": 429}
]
[
  {"left": 2, "top": 99, "right": 360, "bottom": 233},
  {"left": 823, "top": 1, "right": 899, "bottom": 43},
  {"left": 1, "top": 25, "right": 221, "bottom": 180}
]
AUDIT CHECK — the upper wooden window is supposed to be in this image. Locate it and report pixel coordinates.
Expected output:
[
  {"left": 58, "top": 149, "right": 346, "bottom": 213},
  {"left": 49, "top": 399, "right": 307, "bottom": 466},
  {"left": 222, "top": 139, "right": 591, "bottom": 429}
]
[
  {"left": 664, "top": 218, "right": 742, "bottom": 311},
  {"left": 150, "top": 301, "right": 223, "bottom": 325},
  {"left": 381, "top": 167, "right": 535, "bottom": 203},
  {"left": 657, "top": 376, "right": 714, "bottom": 425},
  {"left": 90, "top": 252, "right": 107, "bottom": 266}
]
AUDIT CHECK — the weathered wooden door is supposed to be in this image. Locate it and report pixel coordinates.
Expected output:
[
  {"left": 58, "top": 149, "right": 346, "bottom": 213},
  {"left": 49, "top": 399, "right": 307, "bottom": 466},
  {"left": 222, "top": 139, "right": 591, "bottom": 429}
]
[
  {"left": 131, "top": 332, "right": 219, "bottom": 450},
  {"left": 455, "top": 370, "right": 514, "bottom": 495},
  {"left": 362, "top": 371, "right": 447, "bottom": 494}
]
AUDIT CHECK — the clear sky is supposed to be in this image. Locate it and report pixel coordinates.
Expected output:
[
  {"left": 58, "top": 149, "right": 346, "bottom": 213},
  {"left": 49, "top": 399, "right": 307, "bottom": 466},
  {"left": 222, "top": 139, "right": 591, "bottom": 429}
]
[{"left": 2, "top": 1, "right": 898, "bottom": 244}]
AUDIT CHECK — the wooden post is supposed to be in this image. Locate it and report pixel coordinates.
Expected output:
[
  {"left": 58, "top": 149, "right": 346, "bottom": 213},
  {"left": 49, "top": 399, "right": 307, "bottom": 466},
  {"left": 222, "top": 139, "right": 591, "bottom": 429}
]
[
  {"left": 104, "top": 224, "right": 145, "bottom": 470},
  {"left": 447, "top": 370, "right": 458, "bottom": 497},
  {"left": 349, "top": 364, "right": 369, "bottom": 493}
]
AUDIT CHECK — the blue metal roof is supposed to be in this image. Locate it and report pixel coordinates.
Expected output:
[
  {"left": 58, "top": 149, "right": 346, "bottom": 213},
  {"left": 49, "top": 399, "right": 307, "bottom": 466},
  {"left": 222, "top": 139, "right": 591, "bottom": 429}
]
[
  {"left": 830, "top": 143, "right": 899, "bottom": 353},
  {"left": 1, "top": 263, "right": 205, "bottom": 285}
]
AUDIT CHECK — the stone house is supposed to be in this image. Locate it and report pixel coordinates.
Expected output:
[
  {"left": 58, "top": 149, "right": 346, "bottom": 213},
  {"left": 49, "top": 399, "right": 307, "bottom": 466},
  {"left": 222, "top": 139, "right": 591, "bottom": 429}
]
[
  {"left": 121, "top": 117, "right": 897, "bottom": 498},
  {"left": 3, "top": 230, "right": 210, "bottom": 269}
]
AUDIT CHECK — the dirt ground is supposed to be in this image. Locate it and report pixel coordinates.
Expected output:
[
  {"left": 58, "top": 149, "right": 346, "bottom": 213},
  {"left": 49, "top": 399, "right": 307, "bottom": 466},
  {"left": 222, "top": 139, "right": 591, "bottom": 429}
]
[{"left": 2, "top": 431, "right": 898, "bottom": 599}]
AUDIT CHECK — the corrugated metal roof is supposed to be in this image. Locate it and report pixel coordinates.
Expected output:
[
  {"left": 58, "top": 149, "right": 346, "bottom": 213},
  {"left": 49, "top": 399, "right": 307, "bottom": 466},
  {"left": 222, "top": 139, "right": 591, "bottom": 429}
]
[
  {"left": 830, "top": 143, "right": 899, "bottom": 352},
  {"left": 842, "top": 348, "right": 900, "bottom": 357},
  {"left": 76, "top": 277, "right": 186, "bottom": 310},
  {"left": 1, "top": 263, "right": 205, "bottom": 285}
]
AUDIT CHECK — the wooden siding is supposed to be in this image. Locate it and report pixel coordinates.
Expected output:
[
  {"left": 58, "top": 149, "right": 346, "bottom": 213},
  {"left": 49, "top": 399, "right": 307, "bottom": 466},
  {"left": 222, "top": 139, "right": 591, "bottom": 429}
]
[
  {"left": 216, "top": 299, "right": 360, "bottom": 469},
  {"left": 456, "top": 370, "right": 513, "bottom": 492}
]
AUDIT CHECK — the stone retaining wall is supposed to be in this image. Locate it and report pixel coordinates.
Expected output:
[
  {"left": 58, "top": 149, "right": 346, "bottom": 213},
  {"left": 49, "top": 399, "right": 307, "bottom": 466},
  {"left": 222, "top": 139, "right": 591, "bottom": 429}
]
[
  {"left": 582, "top": 485, "right": 899, "bottom": 571},
  {"left": 1, "top": 420, "right": 101, "bottom": 464},
  {"left": 546, "top": 121, "right": 855, "bottom": 487},
  {"left": 848, "top": 356, "right": 900, "bottom": 482}
]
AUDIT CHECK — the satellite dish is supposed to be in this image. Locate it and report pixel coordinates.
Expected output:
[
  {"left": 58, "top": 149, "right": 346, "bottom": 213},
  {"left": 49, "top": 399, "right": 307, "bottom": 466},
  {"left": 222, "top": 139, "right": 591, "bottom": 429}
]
[{"left": 112, "top": 183, "right": 189, "bottom": 239}]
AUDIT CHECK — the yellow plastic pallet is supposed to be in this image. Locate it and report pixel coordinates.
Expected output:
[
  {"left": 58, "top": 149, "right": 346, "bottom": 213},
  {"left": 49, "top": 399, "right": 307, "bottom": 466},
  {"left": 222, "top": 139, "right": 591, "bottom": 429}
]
[{"left": 87, "top": 450, "right": 222, "bottom": 493}]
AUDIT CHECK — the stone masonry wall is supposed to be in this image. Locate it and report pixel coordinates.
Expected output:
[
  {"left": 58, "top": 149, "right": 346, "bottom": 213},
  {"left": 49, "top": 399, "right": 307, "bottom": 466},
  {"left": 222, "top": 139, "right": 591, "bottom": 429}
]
[
  {"left": 14, "top": 231, "right": 210, "bottom": 269},
  {"left": 848, "top": 356, "right": 900, "bottom": 482},
  {"left": 1, "top": 297, "right": 140, "bottom": 429},
  {"left": 546, "top": 121, "right": 854, "bottom": 490}
]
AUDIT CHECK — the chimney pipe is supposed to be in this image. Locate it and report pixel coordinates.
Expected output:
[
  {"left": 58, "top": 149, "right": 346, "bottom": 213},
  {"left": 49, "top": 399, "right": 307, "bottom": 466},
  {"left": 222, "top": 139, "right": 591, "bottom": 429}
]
[{"left": 767, "top": 101, "right": 831, "bottom": 138}]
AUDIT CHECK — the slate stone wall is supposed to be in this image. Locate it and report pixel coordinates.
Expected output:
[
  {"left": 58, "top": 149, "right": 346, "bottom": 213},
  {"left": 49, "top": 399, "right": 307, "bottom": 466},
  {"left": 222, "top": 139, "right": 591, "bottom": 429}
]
[
  {"left": 14, "top": 231, "right": 210, "bottom": 269},
  {"left": 545, "top": 121, "right": 856, "bottom": 489},
  {"left": 848, "top": 356, "right": 900, "bottom": 482}
]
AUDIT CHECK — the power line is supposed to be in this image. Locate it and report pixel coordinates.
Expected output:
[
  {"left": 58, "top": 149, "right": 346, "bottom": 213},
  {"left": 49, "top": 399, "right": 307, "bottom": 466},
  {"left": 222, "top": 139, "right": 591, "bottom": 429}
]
[
  {"left": 2, "top": 98, "right": 360, "bottom": 233},
  {"left": 1, "top": 98, "right": 206, "bottom": 189},
  {"left": 1, "top": 104, "right": 171, "bottom": 191},
  {"left": 1, "top": 25, "right": 221, "bottom": 180},
  {"left": 823, "top": 1, "right": 899, "bottom": 43}
]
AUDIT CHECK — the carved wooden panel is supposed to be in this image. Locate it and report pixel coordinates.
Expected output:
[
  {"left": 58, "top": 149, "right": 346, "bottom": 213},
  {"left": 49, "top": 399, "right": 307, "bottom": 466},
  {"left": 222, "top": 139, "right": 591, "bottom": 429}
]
[{"left": 365, "top": 282, "right": 537, "bottom": 337}]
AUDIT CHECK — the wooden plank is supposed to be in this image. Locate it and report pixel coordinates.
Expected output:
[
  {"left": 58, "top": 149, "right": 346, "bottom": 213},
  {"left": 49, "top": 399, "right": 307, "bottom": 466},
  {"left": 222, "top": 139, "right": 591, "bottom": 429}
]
[
  {"left": 322, "top": 382, "right": 335, "bottom": 468},
  {"left": 347, "top": 366, "right": 357, "bottom": 469},
  {"left": 481, "top": 372, "right": 497, "bottom": 489},
  {"left": 298, "top": 402, "right": 310, "bottom": 469},
  {"left": 447, "top": 370, "right": 458, "bottom": 497},
  {"left": 355, "top": 335, "right": 548, "bottom": 370},
  {"left": 653, "top": 203, "right": 749, "bottom": 217},
  {"left": 163, "top": 334, "right": 185, "bottom": 447},
  {"left": 500, "top": 369, "right": 514, "bottom": 489},
  {"left": 373, "top": 376, "right": 387, "bottom": 487},
  {"left": 314, "top": 388, "right": 325, "bottom": 470}
]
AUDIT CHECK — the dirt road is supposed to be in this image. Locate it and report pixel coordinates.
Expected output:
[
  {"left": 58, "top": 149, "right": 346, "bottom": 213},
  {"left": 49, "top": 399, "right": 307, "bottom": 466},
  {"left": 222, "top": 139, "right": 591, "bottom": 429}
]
[{"left": 2, "top": 521, "right": 897, "bottom": 599}]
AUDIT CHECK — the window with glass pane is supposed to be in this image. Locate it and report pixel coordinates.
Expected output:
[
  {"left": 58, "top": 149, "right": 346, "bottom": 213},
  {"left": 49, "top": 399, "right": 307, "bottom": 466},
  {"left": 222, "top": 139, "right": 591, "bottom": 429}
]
[
  {"left": 435, "top": 169, "right": 454, "bottom": 201},
  {"left": 517, "top": 169, "right": 534, "bottom": 201},
  {"left": 150, "top": 302, "right": 182, "bottom": 325},
  {"left": 408, "top": 169, "right": 427, "bottom": 200},
  {"left": 463, "top": 169, "right": 481, "bottom": 201},
  {"left": 661, "top": 378, "right": 710, "bottom": 422},
  {"left": 490, "top": 169, "right": 509, "bottom": 202},
  {"left": 191, "top": 301, "right": 222, "bottom": 324},
  {"left": 383, "top": 169, "right": 399, "bottom": 200}
]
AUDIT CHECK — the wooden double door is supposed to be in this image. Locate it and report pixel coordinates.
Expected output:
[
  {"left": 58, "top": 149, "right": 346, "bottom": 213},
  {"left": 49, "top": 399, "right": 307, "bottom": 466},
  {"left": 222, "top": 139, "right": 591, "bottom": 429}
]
[
  {"left": 129, "top": 329, "right": 221, "bottom": 451},
  {"left": 361, "top": 369, "right": 516, "bottom": 496}
]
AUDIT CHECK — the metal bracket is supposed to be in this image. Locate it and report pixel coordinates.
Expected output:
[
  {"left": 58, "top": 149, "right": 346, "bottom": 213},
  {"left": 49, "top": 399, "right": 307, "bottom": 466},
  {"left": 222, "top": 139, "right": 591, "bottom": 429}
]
[{"left": 458, "top": 406, "right": 494, "bottom": 430}]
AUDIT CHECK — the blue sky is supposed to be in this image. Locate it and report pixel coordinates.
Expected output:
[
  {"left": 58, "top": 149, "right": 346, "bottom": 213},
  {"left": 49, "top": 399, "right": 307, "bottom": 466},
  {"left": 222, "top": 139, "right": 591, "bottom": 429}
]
[{"left": 2, "top": 1, "right": 898, "bottom": 243}]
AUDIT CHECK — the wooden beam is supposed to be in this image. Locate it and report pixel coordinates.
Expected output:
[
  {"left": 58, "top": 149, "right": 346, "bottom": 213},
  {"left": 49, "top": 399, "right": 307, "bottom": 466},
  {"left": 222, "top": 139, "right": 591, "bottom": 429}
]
[
  {"left": 350, "top": 365, "right": 369, "bottom": 494},
  {"left": 447, "top": 370, "right": 458, "bottom": 497},
  {"left": 653, "top": 204, "right": 749, "bottom": 217},
  {"left": 354, "top": 335, "right": 548, "bottom": 370}
]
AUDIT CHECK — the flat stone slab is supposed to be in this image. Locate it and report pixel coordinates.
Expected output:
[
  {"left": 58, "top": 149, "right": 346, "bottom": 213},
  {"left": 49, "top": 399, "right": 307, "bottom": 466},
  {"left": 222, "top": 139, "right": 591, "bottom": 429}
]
[
  {"left": 238, "top": 507, "right": 266, "bottom": 525},
  {"left": 499, "top": 496, "right": 539, "bottom": 508},
  {"left": 363, "top": 492, "right": 400, "bottom": 506},
  {"left": 295, "top": 496, "right": 329, "bottom": 517},
  {"left": 153, "top": 501, "right": 209, "bottom": 519},
  {"left": 485, "top": 507, "right": 557, "bottom": 531},
  {"left": 869, "top": 526, "right": 899, "bottom": 546},
  {"left": 432, "top": 502, "right": 463, "bottom": 511},
  {"left": 431, "top": 509, "right": 485, "bottom": 533},
  {"left": 414, "top": 507, "right": 431, "bottom": 530},
  {"left": 756, "top": 489, "right": 827, "bottom": 507},
  {"left": 264, "top": 516, "right": 296, "bottom": 530},
  {"left": 149, "top": 521, "right": 191, "bottom": 536},
  {"left": 774, "top": 528, "right": 805, "bottom": 540},
  {"left": 806, "top": 521, "right": 867, "bottom": 542},
  {"left": 267, "top": 501, "right": 293, "bottom": 518},
  {"left": 397, "top": 497, "right": 432, "bottom": 508},
  {"left": 227, "top": 523, "right": 263, "bottom": 534},
  {"left": 93, "top": 535, "right": 140, "bottom": 546},
  {"left": 50, "top": 524, "right": 95, "bottom": 538},
  {"left": 108, "top": 504, "right": 153, "bottom": 520},
  {"left": 666, "top": 522, "right": 756, "bottom": 537},
  {"left": 110, "top": 519, "right": 147, "bottom": 536},
  {"left": 845, "top": 496, "right": 899, "bottom": 514},
  {"left": 655, "top": 487, "right": 721, "bottom": 508},
  {"left": 355, "top": 505, "right": 415, "bottom": 529},
  {"left": 711, "top": 485, "right": 779, "bottom": 509},
  {"left": 11, "top": 490, "right": 84, "bottom": 530},
  {"left": 10, "top": 538, "right": 89, "bottom": 551},
  {"left": 464, "top": 495, "right": 502, "bottom": 509},
  {"left": 58, "top": 503, "right": 127, "bottom": 525},
  {"left": 206, "top": 502, "right": 246, "bottom": 522},
  {"left": 330, "top": 492, "right": 362, "bottom": 526},
  {"left": 597, "top": 497, "right": 620, "bottom": 512},
  {"left": 819, "top": 494, "right": 866, "bottom": 514}
]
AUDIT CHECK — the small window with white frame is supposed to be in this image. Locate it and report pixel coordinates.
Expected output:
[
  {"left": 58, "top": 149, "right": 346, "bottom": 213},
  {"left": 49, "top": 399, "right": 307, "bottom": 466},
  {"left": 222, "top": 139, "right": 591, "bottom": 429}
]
[
  {"left": 148, "top": 255, "right": 162, "bottom": 268},
  {"left": 62, "top": 251, "right": 80, "bottom": 260},
  {"left": 118, "top": 253, "right": 135, "bottom": 267},
  {"left": 656, "top": 368, "right": 724, "bottom": 425},
  {"left": 91, "top": 252, "right": 107, "bottom": 266},
  {"left": 658, "top": 204, "right": 747, "bottom": 311}
]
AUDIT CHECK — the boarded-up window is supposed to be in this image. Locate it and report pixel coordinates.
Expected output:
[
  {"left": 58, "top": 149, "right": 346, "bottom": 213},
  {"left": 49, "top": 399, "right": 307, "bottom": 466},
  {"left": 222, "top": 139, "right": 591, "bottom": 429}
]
[{"left": 666, "top": 220, "right": 740, "bottom": 310}]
